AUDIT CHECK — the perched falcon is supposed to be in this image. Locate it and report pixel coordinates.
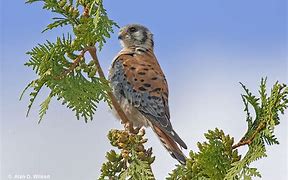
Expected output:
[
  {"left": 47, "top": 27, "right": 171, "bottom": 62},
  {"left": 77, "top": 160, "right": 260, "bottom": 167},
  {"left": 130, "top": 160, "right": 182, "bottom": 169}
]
[{"left": 108, "top": 24, "right": 187, "bottom": 164}]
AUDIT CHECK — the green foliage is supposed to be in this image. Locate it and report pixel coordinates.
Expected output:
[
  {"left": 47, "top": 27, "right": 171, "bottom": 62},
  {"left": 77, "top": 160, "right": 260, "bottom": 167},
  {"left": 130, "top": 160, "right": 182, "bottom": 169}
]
[
  {"left": 73, "top": 0, "right": 118, "bottom": 49},
  {"left": 99, "top": 129, "right": 155, "bottom": 180},
  {"left": 22, "top": 0, "right": 118, "bottom": 122},
  {"left": 24, "top": 1, "right": 288, "bottom": 179},
  {"left": 39, "top": 92, "right": 53, "bottom": 123},
  {"left": 225, "top": 78, "right": 288, "bottom": 179},
  {"left": 167, "top": 79, "right": 288, "bottom": 180},
  {"left": 167, "top": 128, "right": 241, "bottom": 180},
  {"left": 225, "top": 145, "right": 265, "bottom": 180},
  {"left": 26, "top": 0, "right": 80, "bottom": 32}
]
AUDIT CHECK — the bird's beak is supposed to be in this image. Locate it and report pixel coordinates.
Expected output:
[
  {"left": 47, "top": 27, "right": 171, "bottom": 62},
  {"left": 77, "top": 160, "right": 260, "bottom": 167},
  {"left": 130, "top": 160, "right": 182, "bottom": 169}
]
[{"left": 118, "top": 34, "right": 123, "bottom": 40}]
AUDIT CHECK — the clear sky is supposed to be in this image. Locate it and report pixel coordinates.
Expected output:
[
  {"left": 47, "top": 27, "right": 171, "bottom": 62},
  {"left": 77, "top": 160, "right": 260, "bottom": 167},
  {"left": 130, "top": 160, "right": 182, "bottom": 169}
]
[{"left": 1, "top": 0, "right": 287, "bottom": 179}]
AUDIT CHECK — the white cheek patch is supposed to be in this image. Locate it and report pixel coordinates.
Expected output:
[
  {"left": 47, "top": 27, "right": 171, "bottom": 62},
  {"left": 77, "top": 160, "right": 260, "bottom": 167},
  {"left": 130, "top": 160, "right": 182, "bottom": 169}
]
[{"left": 120, "top": 40, "right": 125, "bottom": 47}]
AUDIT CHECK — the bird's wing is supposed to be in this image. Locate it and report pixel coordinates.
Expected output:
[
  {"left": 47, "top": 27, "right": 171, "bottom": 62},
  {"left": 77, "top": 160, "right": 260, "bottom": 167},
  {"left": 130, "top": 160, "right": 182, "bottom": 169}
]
[{"left": 109, "top": 49, "right": 187, "bottom": 150}]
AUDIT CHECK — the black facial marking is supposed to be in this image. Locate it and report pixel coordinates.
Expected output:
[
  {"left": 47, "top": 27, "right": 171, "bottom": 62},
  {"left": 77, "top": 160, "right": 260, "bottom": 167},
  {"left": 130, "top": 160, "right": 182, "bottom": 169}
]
[
  {"left": 130, "top": 67, "right": 136, "bottom": 70},
  {"left": 151, "top": 39, "right": 154, "bottom": 48},
  {"left": 134, "top": 78, "right": 138, "bottom": 81},
  {"left": 138, "top": 72, "right": 146, "bottom": 75},
  {"left": 141, "top": 30, "right": 148, "bottom": 43},
  {"left": 151, "top": 77, "right": 158, "bottom": 80},
  {"left": 143, "top": 68, "right": 149, "bottom": 71},
  {"left": 140, "top": 79, "right": 145, "bottom": 82}
]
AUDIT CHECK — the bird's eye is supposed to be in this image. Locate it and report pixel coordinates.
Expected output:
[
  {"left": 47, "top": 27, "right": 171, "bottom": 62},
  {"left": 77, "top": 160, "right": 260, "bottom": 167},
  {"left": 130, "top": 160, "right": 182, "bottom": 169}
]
[{"left": 129, "top": 27, "right": 137, "bottom": 32}]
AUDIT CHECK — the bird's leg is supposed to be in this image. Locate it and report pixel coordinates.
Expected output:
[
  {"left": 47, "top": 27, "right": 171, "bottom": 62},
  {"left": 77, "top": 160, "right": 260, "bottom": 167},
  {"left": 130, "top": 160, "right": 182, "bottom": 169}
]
[
  {"left": 124, "top": 122, "right": 134, "bottom": 133},
  {"left": 129, "top": 126, "right": 140, "bottom": 134},
  {"left": 133, "top": 127, "right": 142, "bottom": 134},
  {"left": 136, "top": 127, "right": 145, "bottom": 135}
]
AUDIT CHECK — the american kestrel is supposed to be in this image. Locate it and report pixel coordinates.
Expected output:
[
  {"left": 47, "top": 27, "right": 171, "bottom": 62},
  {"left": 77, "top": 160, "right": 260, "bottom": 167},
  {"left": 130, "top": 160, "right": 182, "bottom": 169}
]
[{"left": 108, "top": 24, "right": 187, "bottom": 164}]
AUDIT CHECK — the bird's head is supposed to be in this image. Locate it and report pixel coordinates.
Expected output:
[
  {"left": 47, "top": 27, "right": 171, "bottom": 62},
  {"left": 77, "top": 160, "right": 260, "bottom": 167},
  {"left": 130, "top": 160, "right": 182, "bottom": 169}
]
[{"left": 118, "top": 24, "right": 154, "bottom": 50}]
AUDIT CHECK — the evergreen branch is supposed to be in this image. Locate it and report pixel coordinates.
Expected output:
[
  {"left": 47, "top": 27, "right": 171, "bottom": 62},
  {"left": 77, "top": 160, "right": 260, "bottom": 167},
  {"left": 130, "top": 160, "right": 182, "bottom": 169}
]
[
  {"left": 42, "top": 18, "right": 70, "bottom": 33},
  {"left": 225, "top": 144, "right": 266, "bottom": 180},
  {"left": 83, "top": 3, "right": 89, "bottom": 17},
  {"left": 78, "top": 2, "right": 133, "bottom": 132},
  {"left": 23, "top": 0, "right": 118, "bottom": 122},
  {"left": 226, "top": 79, "right": 288, "bottom": 179},
  {"left": 38, "top": 92, "right": 53, "bottom": 123},
  {"left": 87, "top": 46, "right": 133, "bottom": 131},
  {"left": 232, "top": 121, "right": 266, "bottom": 149},
  {"left": 99, "top": 129, "right": 155, "bottom": 180},
  {"left": 23, "top": 1, "right": 288, "bottom": 179},
  {"left": 232, "top": 79, "right": 287, "bottom": 149},
  {"left": 26, "top": 0, "right": 80, "bottom": 28},
  {"left": 19, "top": 80, "right": 34, "bottom": 101},
  {"left": 167, "top": 128, "right": 241, "bottom": 180},
  {"left": 54, "top": 47, "right": 88, "bottom": 80},
  {"left": 55, "top": 45, "right": 132, "bottom": 130},
  {"left": 168, "top": 79, "right": 287, "bottom": 179},
  {"left": 26, "top": 79, "right": 47, "bottom": 117}
]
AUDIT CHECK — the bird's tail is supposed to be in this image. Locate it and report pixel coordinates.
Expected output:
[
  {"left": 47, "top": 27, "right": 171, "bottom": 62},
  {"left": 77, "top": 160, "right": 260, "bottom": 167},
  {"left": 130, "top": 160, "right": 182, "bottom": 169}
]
[{"left": 152, "top": 125, "right": 186, "bottom": 165}]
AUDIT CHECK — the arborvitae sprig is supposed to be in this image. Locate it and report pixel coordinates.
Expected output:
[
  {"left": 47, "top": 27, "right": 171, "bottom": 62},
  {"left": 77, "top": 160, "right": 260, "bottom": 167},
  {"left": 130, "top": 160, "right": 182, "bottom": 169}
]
[
  {"left": 99, "top": 129, "right": 155, "bottom": 180},
  {"left": 167, "top": 128, "right": 241, "bottom": 180},
  {"left": 21, "top": 35, "right": 111, "bottom": 122},
  {"left": 26, "top": 0, "right": 80, "bottom": 32},
  {"left": 22, "top": 0, "right": 118, "bottom": 122},
  {"left": 23, "top": 1, "right": 288, "bottom": 179},
  {"left": 225, "top": 78, "right": 288, "bottom": 179},
  {"left": 167, "top": 79, "right": 288, "bottom": 179}
]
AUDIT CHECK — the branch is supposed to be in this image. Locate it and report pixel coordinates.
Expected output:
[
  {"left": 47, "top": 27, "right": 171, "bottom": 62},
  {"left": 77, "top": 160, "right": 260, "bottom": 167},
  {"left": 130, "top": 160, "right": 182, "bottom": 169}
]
[
  {"left": 55, "top": 48, "right": 88, "bottom": 80},
  {"left": 79, "top": 4, "right": 135, "bottom": 133},
  {"left": 55, "top": 46, "right": 135, "bottom": 133},
  {"left": 232, "top": 121, "right": 266, "bottom": 149},
  {"left": 87, "top": 46, "right": 137, "bottom": 133},
  {"left": 83, "top": 5, "right": 89, "bottom": 17},
  {"left": 99, "top": 129, "right": 155, "bottom": 179}
]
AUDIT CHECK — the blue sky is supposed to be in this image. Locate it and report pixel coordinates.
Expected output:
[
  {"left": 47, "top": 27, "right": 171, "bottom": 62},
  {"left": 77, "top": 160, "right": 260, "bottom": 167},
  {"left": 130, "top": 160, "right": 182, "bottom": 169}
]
[{"left": 1, "top": 0, "right": 287, "bottom": 179}]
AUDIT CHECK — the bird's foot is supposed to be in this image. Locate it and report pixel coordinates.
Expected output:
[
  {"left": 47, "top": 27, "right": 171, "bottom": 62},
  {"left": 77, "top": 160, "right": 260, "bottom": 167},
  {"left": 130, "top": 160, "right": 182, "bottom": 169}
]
[{"left": 124, "top": 123, "right": 141, "bottom": 134}]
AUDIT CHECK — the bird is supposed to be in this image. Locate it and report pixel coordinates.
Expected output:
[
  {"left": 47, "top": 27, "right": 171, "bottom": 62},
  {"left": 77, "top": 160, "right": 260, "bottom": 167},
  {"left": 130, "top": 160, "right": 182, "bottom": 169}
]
[{"left": 108, "top": 24, "right": 187, "bottom": 164}]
